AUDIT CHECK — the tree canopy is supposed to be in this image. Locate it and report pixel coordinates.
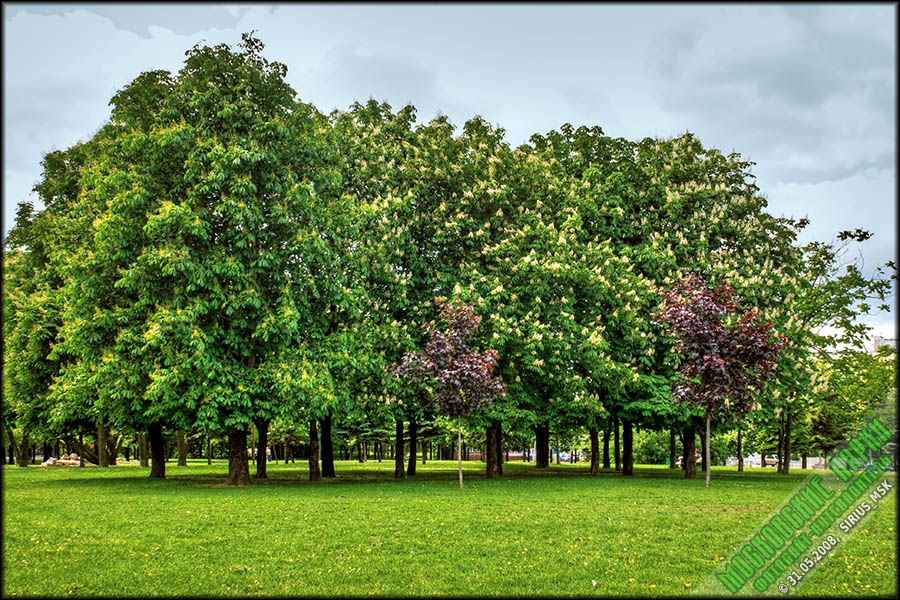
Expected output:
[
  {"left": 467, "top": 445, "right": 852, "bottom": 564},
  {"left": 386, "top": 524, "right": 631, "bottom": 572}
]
[{"left": 4, "top": 33, "right": 895, "bottom": 486}]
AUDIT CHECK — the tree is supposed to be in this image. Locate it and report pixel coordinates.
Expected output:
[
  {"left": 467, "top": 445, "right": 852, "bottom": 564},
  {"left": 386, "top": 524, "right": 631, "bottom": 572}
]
[
  {"left": 3, "top": 138, "right": 105, "bottom": 470},
  {"left": 654, "top": 272, "right": 785, "bottom": 486},
  {"left": 757, "top": 229, "right": 895, "bottom": 473},
  {"left": 392, "top": 301, "right": 504, "bottom": 488},
  {"left": 523, "top": 125, "right": 798, "bottom": 477},
  {"left": 443, "top": 119, "right": 653, "bottom": 474},
  {"left": 41, "top": 33, "right": 346, "bottom": 485},
  {"left": 331, "top": 101, "right": 459, "bottom": 480},
  {"left": 809, "top": 346, "right": 896, "bottom": 457}
]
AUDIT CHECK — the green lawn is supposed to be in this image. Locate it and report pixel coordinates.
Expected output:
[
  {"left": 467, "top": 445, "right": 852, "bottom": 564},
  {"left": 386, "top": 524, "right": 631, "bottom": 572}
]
[{"left": 2, "top": 460, "right": 896, "bottom": 597}]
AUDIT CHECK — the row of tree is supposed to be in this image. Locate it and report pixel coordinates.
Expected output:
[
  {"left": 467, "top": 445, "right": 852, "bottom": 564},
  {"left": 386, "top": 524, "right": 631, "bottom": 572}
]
[{"left": 4, "top": 34, "right": 895, "bottom": 486}]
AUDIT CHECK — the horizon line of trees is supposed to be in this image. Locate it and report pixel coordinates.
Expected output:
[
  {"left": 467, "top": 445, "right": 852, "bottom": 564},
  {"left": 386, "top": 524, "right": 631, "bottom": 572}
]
[{"left": 4, "top": 33, "right": 896, "bottom": 485}]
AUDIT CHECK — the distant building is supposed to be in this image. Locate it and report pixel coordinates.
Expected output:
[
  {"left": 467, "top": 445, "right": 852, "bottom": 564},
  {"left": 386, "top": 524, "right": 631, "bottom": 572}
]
[{"left": 872, "top": 335, "right": 897, "bottom": 353}]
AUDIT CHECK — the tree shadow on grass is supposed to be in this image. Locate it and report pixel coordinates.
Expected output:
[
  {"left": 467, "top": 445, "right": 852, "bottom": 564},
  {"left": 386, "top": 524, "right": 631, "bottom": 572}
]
[{"left": 9, "top": 461, "right": 812, "bottom": 494}]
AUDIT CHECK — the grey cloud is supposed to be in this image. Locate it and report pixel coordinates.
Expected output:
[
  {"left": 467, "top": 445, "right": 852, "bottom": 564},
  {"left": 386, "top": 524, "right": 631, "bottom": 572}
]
[
  {"left": 645, "top": 12, "right": 894, "bottom": 186},
  {"left": 322, "top": 46, "right": 438, "bottom": 110},
  {"left": 4, "top": 4, "right": 274, "bottom": 38},
  {"left": 762, "top": 167, "right": 895, "bottom": 285},
  {"left": 4, "top": 77, "right": 111, "bottom": 171},
  {"left": 648, "top": 17, "right": 706, "bottom": 77},
  {"left": 689, "top": 36, "right": 892, "bottom": 110},
  {"left": 561, "top": 84, "right": 621, "bottom": 132},
  {"left": 307, "top": 46, "right": 500, "bottom": 132}
]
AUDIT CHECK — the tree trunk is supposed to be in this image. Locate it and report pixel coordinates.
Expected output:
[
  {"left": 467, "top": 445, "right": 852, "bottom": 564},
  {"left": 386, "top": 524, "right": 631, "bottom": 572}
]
[
  {"left": 682, "top": 424, "right": 697, "bottom": 479},
  {"left": 393, "top": 419, "right": 405, "bottom": 479},
  {"left": 534, "top": 423, "right": 550, "bottom": 468},
  {"left": 8, "top": 427, "right": 30, "bottom": 468},
  {"left": 613, "top": 417, "right": 621, "bottom": 471},
  {"left": 622, "top": 419, "right": 634, "bottom": 476},
  {"left": 698, "top": 427, "right": 707, "bottom": 474},
  {"left": 148, "top": 423, "right": 166, "bottom": 478},
  {"left": 64, "top": 436, "right": 98, "bottom": 465},
  {"left": 176, "top": 429, "right": 188, "bottom": 467},
  {"left": 308, "top": 419, "right": 321, "bottom": 482},
  {"left": 97, "top": 424, "right": 109, "bottom": 467},
  {"left": 801, "top": 454, "right": 806, "bottom": 470},
  {"left": 407, "top": 417, "right": 418, "bottom": 476},
  {"left": 602, "top": 426, "right": 611, "bottom": 469},
  {"left": 109, "top": 432, "right": 122, "bottom": 466},
  {"left": 8, "top": 429, "right": 19, "bottom": 467},
  {"left": 207, "top": 436, "right": 212, "bottom": 465},
  {"left": 782, "top": 411, "right": 792, "bottom": 475},
  {"left": 775, "top": 412, "right": 784, "bottom": 471},
  {"left": 357, "top": 440, "right": 366, "bottom": 463},
  {"left": 321, "top": 415, "right": 335, "bottom": 478},
  {"left": 78, "top": 434, "right": 85, "bottom": 467},
  {"left": 138, "top": 433, "right": 149, "bottom": 467},
  {"left": 254, "top": 419, "right": 268, "bottom": 478},
  {"left": 422, "top": 440, "right": 427, "bottom": 465},
  {"left": 485, "top": 422, "right": 497, "bottom": 479},
  {"left": 589, "top": 428, "right": 600, "bottom": 476},
  {"left": 705, "top": 412, "right": 712, "bottom": 487},
  {"left": 737, "top": 428, "right": 743, "bottom": 472},
  {"left": 669, "top": 429, "right": 677, "bottom": 468},
  {"left": 555, "top": 432, "right": 560, "bottom": 464},
  {"left": 455, "top": 417, "right": 463, "bottom": 488},
  {"left": 494, "top": 421, "right": 503, "bottom": 476},
  {"left": 225, "top": 429, "right": 251, "bottom": 486}
]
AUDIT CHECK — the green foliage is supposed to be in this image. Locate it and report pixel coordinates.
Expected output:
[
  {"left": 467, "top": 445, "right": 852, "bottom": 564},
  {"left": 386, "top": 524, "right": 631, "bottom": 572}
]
[
  {"left": 632, "top": 429, "right": 670, "bottom": 465},
  {"left": 808, "top": 346, "right": 897, "bottom": 455},
  {"left": 632, "top": 429, "right": 730, "bottom": 466},
  {"left": 4, "top": 32, "right": 894, "bottom": 481}
]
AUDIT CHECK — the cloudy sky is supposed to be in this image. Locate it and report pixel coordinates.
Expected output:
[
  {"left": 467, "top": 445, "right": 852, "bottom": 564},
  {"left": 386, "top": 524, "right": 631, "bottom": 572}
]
[{"left": 3, "top": 3, "right": 896, "bottom": 342}]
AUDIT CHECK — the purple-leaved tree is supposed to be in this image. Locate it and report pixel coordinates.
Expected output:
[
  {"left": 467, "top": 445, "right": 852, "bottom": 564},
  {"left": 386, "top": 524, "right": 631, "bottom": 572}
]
[
  {"left": 653, "top": 273, "right": 786, "bottom": 487},
  {"left": 392, "top": 300, "right": 505, "bottom": 488}
]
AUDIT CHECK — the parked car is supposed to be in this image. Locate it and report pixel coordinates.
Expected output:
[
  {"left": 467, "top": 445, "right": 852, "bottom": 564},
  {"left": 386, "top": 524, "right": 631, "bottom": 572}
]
[{"left": 762, "top": 455, "right": 780, "bottom": 467}]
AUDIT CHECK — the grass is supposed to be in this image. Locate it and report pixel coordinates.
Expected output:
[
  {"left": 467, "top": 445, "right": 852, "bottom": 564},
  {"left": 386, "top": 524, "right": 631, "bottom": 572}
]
[{"left": 2, "top": 459, "right": 896, "bottom": 597}]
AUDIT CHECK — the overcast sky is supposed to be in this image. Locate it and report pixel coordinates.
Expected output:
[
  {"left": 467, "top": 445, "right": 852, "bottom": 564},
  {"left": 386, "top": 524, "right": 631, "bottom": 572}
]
[{"left": 2, "top": 3, "right": 896, "bottom": 342}]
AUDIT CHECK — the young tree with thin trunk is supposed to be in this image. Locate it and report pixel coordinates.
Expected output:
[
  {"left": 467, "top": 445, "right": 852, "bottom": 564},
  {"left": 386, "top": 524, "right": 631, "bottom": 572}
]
[
  {"left": 391, "top": 302, "right": 504, "bottom": 488},
  {"left": 654, "top": 273, "right": 785, "bottom": 487}
]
